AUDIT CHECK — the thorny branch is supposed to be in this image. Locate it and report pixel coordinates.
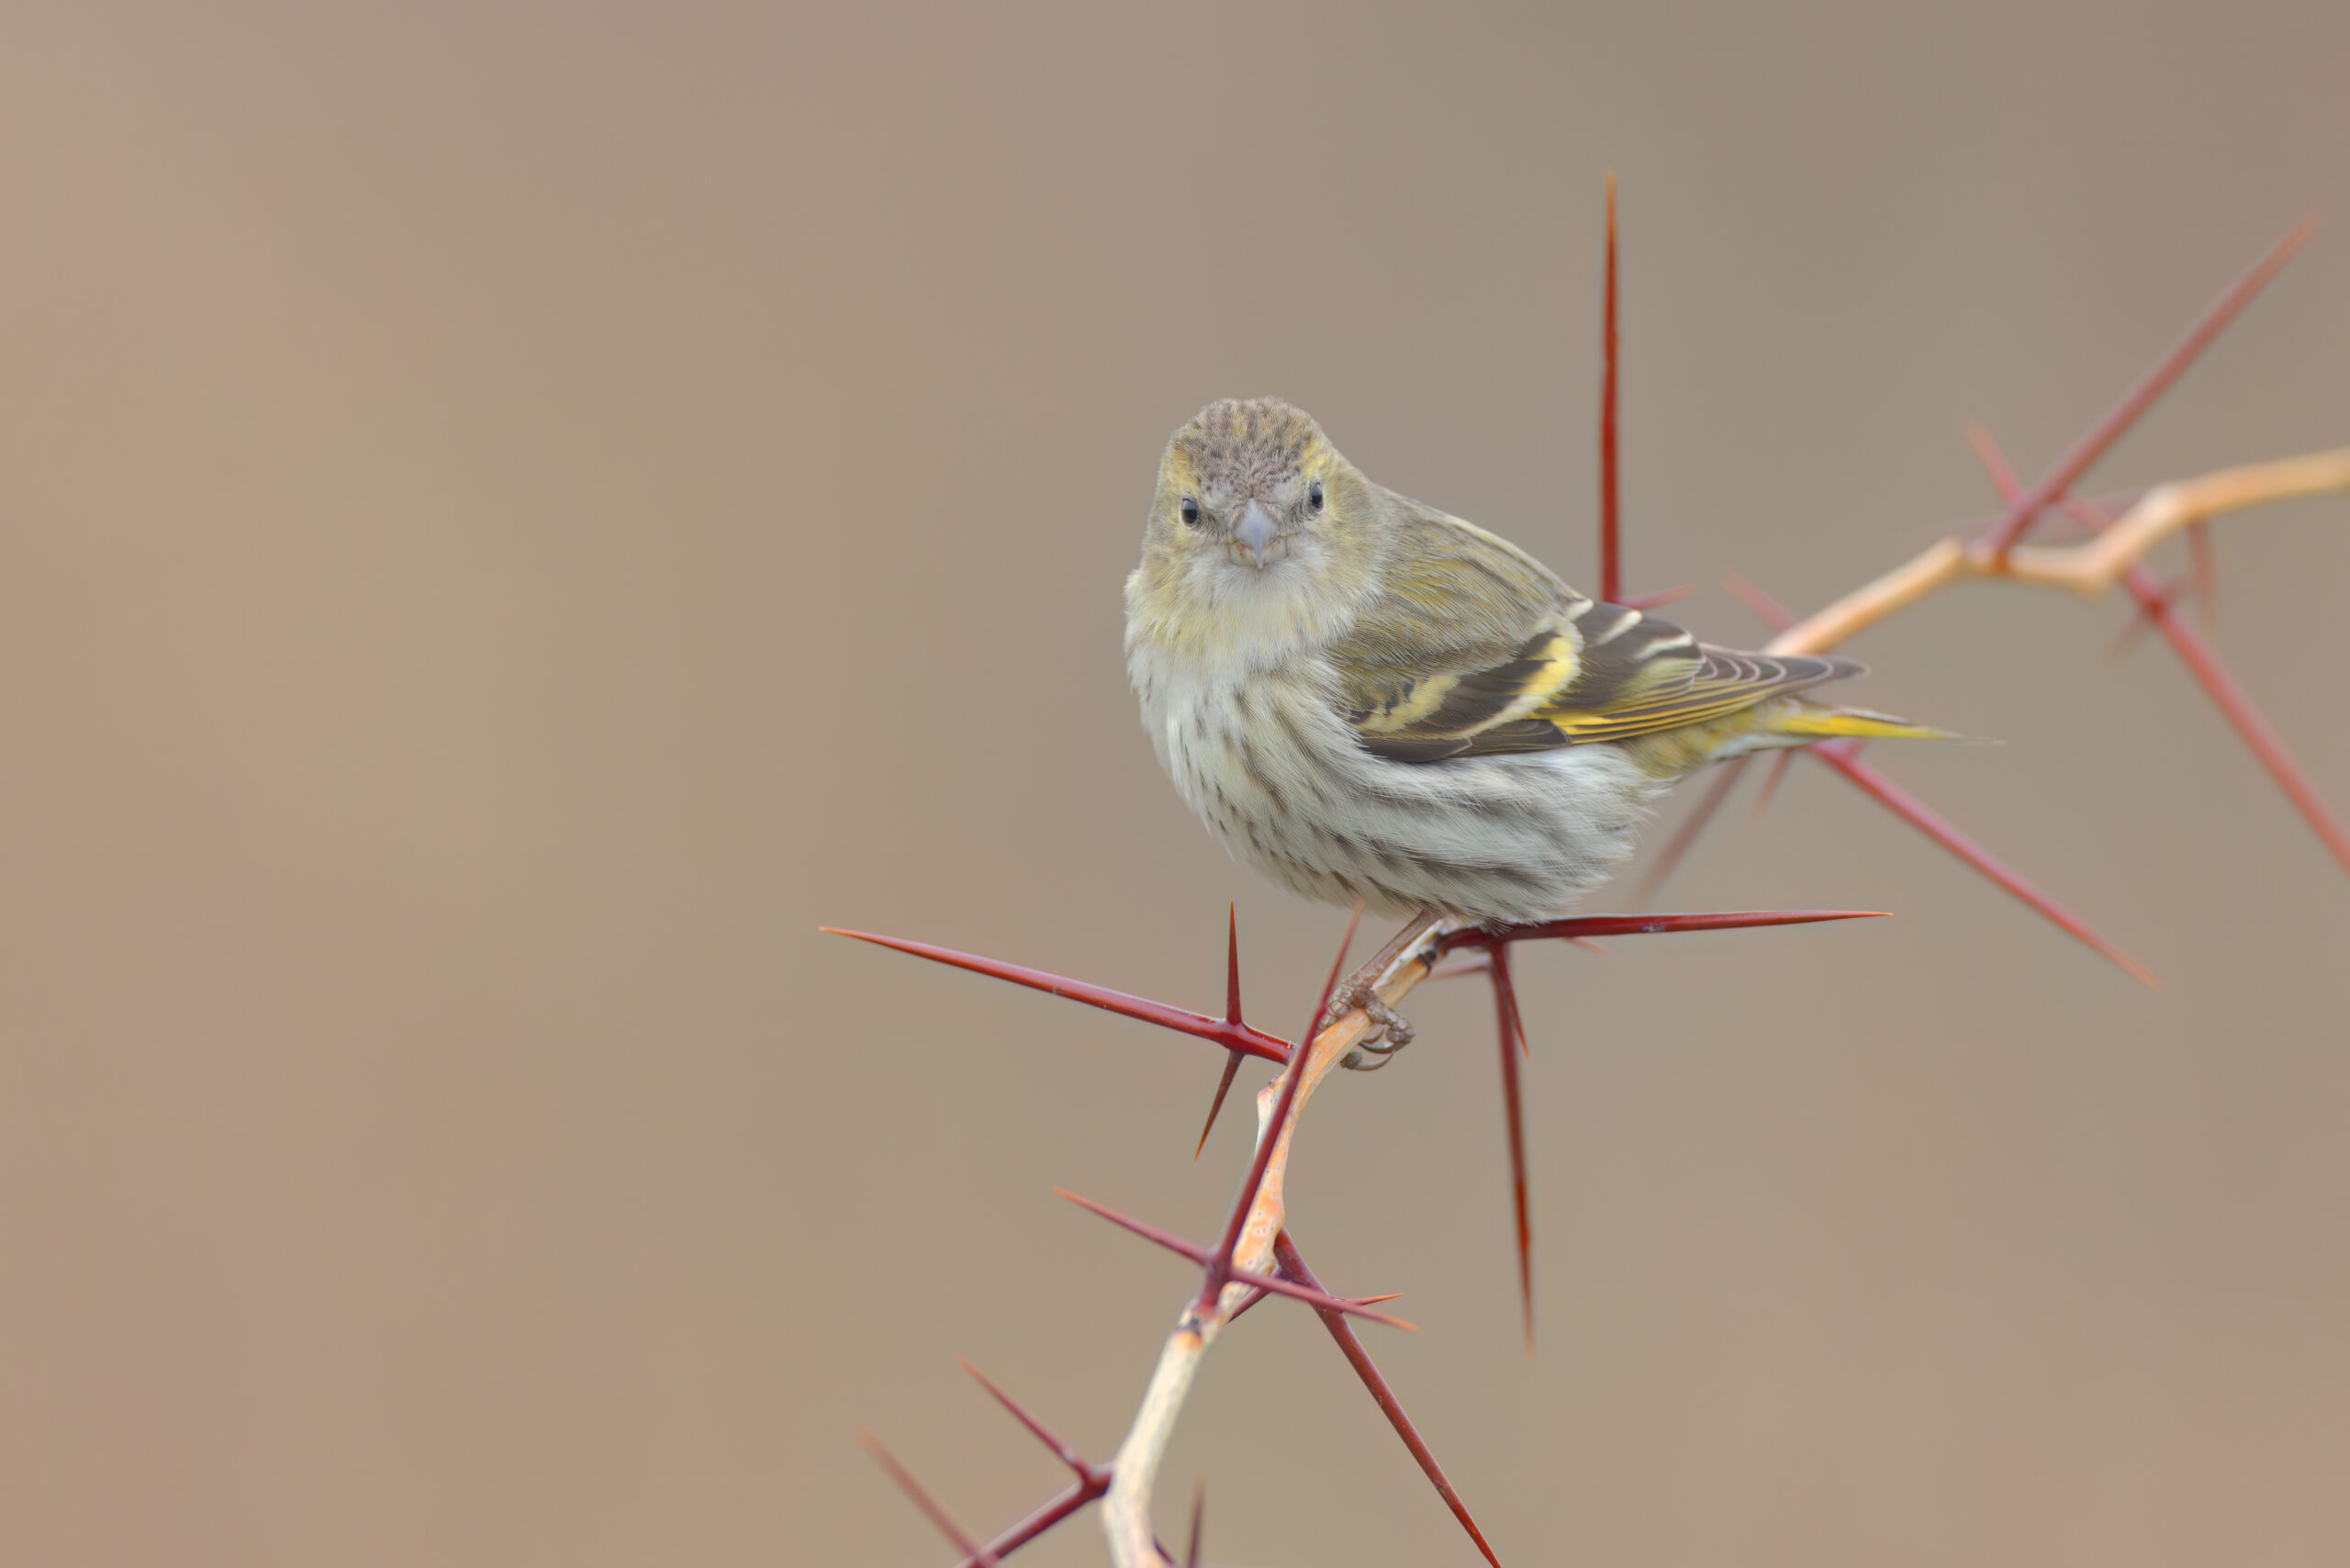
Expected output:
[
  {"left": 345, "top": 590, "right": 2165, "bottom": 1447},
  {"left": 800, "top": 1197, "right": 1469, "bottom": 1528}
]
[
  {"left": 1765, "top": 445, "right": 2350, "bottom": 658},
  {"left": 840, "top": 211, "right": 2345, "bottom": 1566}
]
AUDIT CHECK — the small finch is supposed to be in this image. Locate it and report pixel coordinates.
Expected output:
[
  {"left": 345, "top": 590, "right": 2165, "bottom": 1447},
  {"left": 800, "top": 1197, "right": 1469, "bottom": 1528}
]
[{"left": 1124, "top": 397, "right": 1942, "bottom": 926}]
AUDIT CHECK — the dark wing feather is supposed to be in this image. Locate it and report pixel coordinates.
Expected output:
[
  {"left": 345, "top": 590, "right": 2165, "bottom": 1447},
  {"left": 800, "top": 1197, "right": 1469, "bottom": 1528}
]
[
  {"left": 1327, "top": 496, "right": 1861, "bottom": 762},
  {"left": 1353, "top": 600, "right": 1862, "bottom": 761}
]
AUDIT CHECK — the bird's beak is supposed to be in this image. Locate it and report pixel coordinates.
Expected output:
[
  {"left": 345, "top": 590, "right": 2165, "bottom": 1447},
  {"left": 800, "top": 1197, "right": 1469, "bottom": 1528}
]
[{"left": 1232, "top": 498, "right": 1283, "bottom": 569}]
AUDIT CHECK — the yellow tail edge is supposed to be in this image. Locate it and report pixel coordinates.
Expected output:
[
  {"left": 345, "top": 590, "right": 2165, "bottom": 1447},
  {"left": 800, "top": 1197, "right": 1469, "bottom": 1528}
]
[{"left": 1774, "top": 707, "right": 1959, "bottom": 743}]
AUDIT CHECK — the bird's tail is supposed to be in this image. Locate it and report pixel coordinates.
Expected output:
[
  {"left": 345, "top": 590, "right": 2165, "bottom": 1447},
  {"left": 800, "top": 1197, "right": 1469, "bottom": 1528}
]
[{"left": 1765, "top": 706, "right": 1958, "bottom": 744}]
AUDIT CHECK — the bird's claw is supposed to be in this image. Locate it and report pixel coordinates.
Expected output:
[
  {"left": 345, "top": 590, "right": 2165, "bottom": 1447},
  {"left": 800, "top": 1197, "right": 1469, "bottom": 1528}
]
[{"left": 1336, "top": 983, "right": 1417, "bottom": 1071}]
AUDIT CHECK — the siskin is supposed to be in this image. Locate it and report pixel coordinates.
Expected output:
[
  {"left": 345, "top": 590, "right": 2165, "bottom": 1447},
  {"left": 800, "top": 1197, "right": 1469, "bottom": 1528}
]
[{"left": 1124, "top": 398, "right": 1940, "bottom": 927}]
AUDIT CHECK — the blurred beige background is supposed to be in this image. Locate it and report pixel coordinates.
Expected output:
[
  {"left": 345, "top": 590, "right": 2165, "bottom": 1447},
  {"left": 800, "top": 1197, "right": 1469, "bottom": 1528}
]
[{"left": 3, "top": 3, "right": 2346, "bottom": 1564}]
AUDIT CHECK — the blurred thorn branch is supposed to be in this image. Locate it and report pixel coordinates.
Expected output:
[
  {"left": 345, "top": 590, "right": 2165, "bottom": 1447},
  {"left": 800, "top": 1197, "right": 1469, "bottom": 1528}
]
[{"left": 1766, "top": 444, "right": 2350, "bottom": 656}]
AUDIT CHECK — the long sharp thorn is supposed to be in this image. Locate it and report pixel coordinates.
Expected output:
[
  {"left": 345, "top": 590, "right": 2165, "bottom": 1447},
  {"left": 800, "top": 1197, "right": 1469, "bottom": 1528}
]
[
  {"left": 1718, "top": 570, "right": 1796, "bottom": 633},
  {"left": 1195, "top": 904, "right": 1353, "bottom": 1313},
  {"left": 2105, "top": 575, "right": 2183, "bottom": 661},
  {"left": 1190, "top": 902, "right": 1255, "bottom": 1159},
  {"left": 1055, "top": 1189, "right": 1416, "bottom": 1329},
  {"left": 1185, "top": 1481, "right": 1205, "bottom": 1568},
  {"left": 956, "top": 1360, "right": 1091, "bottom": 1482},
  {"left": 1304, "top": 901, "right": 1365, "bottom": 1045},
  {"left": 1721, "top": 553, "right": 2154, "bottom": 982},
  {"left": 1622, "top": 582, "right": 1695, "bottom": 611},
  {"left": 1599, "top": 171, "right": 1622, "bottom": 604},
  {"left": 952, "top": 1479, "right": 1108, "bottom": 1568},
  {"left": 1276, "top": 1232, "right": 1505, "bottom": 1568},
  {"left": 1224, "top": 1282, "right": 1271, "bottom": 1326},
  {"left": 1975, "top": 430, "right": 2350, "bottom": 879},
  {"left": 856, "top": 1430, "right": 1002, "bottom": 1568},
  {"left": 1492, "top": 945, "right": 1531, "bottom": 1062},
  {"left": 1970, "top": 424, "right": 2169, "bottom": 662},
  {"left": 1629, "top": 756, "right": 1749, "bottom": 908},
  {"left": 1458, "top": 910, "right": 1888, "bottom": 951},
  {"left": 1752, "top": 747, "right": 1796, "bottom": 819},
  {"left": 1224, "top": 903, "right": 1242, "bottom": 1025},
  {"left": 1192, "top": 1051, "right": 1245, "bottom": 1162},
  {"left": 2188, "top": 521, "right": 2219, "bottom": 627},
  {"left": 1809, "top": 741, "right": 2157, "bottom": 986},
  {"left": 2123, "top": 561, "right": 2350, "bottom": 876},
  {"left": 820, "top": 928, "right": 1290, "bottom": 1065},
  {"left": 1982, "top": 216, "right": 2317, "bottom": 558},
  {"left": 1488, "top": 945, "right": 1536, "bottom": 1353}
]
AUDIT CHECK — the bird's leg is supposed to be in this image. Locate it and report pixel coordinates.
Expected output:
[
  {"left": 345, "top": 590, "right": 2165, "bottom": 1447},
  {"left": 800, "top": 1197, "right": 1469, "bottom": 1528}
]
[{"left": 1334, "top": 913, "right": 1437, "bottom": 1071}]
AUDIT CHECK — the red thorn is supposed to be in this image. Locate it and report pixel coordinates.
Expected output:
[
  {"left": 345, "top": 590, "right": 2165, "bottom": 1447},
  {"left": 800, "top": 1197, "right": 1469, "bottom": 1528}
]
[
  {"left": 1968, "top": 429, "right": 2175, "bottom": 668},
  {"left": 1304, "top": 902, "right": 1365, "bottom": 1046},
  {"left": 1621, "top": 582, "right": 1695, "bottom": 611},
  {"left": 1224, "top": 903, "right": 1242, "bottom": 1025},
  {"left": 1185, "top": 1480, "right": 1205, "bottom": 1568},
  {"left": 2187, "top": 520, "right": 2219, "bottom": 627},
  {"left": 1275, "top": 1232, "right": 1505, "bottom": 1568},
  {"left": 2121, "top": 561, "right": 2350, "bottom": 876},
  {"left": 1972, "top": 428, "right": 2350, "bottom": 880},
  {"left": 1192, "top": 1050, "right": 1245, "bottom": 1162},
  {"left": 1223, "top": 1278, "right": 1401, "bottom": 1322},
  {"left": 949, "top": 1479, "right": 1107, "bottom": 1568},
  {"left": 1751, "top": 748, "right": 1796, "bottom": 820},
  {"left": 1718, "top": 570, "right": 1796, "bottom": 633},
  {"left": 2106, "top": 574, "right": 2188, "bottom": 661},
  {"left": 1446, "top": 909, "right": 1887, "bottom": 953},
  {"left": 956, "top": 1360, "right": 1094, "bottom": 1484},
  {"left": 1599, "top": 171, "right": 1622, "bottom": 605},
  {"left": 857, "top": 1430, "right": 1002, "bottom": 1568},
  {"left": 1629, "top": 755, "right": 1749, "bottom": 908},
  {"left": 820, "top": 928, "right": 1290, "bottom": 1065},
  {"left": 1961, "top": 420, "right": 2012, "bottom": 492},
  {"left": 1488, "top": 945, "right": 1535, "bottom": 1354},
  {"left": 1981, "top": 217, "right": 2316, "bottom": 559},
  {"left": 1189, "top": 903, "right": 1254, "bottom": 1160},
  {"left": 1808, "top": 741, "right": 2157, "bottom": 986},
  {"left": 1196, "top": 919, "right": 1338, "bottom": 1311},
  {"left": 1055, "top": 1189, "right": 1417, "bottom": 1330},
  {"left": 1942, "top": 483, "right": 2152, "bottom": 544}
]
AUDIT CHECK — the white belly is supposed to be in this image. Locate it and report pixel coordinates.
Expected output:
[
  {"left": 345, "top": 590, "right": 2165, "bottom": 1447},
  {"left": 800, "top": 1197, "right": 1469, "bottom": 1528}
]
[{"left": 1130, "top": 644, "right": 1662, "bottom": 924}]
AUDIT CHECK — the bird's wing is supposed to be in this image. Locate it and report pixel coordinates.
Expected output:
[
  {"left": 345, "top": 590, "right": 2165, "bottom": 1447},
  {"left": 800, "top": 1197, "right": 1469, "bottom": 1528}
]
[{"left": 1330, "top": 502, "right": 1857, "bottom": 762}]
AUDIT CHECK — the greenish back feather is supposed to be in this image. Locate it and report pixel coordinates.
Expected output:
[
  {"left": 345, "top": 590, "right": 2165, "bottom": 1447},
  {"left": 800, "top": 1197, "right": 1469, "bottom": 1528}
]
[{"left": 1332, "top": 495, "right": 1863, "bottom": 761}]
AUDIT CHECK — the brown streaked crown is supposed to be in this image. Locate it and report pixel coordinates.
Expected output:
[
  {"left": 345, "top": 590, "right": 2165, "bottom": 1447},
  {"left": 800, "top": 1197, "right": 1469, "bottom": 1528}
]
[{"left": 1167, "top": 398, "right": 1325, "bottom": 499}]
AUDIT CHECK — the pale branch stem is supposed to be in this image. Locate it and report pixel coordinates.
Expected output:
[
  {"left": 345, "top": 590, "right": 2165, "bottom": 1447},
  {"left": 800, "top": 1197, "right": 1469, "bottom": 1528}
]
[
  {"left": 1102, "top": 916, "right": 1458, "bottom": 1568},
  {"left": 1765, "top": 446, "right": 2350, "bottom": 656}
]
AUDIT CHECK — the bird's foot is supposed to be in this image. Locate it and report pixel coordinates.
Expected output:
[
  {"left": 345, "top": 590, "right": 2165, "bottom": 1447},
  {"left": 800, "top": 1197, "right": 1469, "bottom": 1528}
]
[{"left": 1337, "top": 984, "right": 1417, "bottom": 1072}]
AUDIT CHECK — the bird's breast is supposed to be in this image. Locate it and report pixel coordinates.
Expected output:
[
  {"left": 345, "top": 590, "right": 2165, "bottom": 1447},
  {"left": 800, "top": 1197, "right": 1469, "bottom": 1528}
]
[{"left": 1130, "top": 645, "right": 1337, "bottom": 828}]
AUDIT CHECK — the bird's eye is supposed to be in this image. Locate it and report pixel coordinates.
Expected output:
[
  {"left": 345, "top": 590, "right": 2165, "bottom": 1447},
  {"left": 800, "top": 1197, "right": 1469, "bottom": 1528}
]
[
  {"left": 1180, "top": 497, "right": 1202, "bottom": 527},
  {"left": 1308, "top": 480, "right": 1325, "bottom": 513}
]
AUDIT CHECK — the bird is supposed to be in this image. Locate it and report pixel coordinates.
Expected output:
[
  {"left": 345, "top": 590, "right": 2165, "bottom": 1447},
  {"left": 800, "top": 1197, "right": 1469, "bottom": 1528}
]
[{"left": 1124, "top": 397, "right": 1941, "bottom": 931}]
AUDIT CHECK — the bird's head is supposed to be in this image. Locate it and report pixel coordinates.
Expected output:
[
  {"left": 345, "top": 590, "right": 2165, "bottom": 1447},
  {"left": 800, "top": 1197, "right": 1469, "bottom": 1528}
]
[{"left": 1129, "top": 398, "right": 1381, "bottom": 655}]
